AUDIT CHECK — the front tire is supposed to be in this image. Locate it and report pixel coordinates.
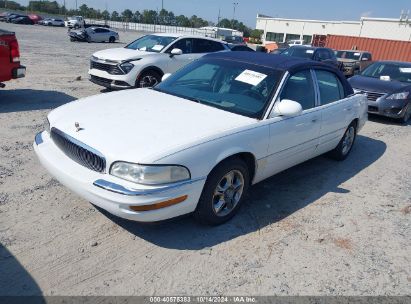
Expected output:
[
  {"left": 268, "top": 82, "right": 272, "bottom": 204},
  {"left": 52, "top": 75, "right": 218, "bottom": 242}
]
[
  {"left": 329, "top": 122, "right": 357, "bottom": 161},
  {"left": 400, "top": 104, "right": 411, "bottom": 124},
  {"left": 136, "top": 70, "right": 161, "bottom": 88},
  {"left": 109, "top": 36, "right": 115, "bottom": 43},
  {"left": 194, "top": 158, "right": 250, "bottom": 225}
]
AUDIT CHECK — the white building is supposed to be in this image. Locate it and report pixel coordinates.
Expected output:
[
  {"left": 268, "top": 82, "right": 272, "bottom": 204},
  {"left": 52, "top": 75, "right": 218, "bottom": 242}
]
[{"left": 256, "top": 14, "right": 411, "bottom": 44}]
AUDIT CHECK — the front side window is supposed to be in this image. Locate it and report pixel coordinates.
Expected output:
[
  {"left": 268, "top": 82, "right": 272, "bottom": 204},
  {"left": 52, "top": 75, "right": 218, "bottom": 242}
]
[
  {"left": 126, "top": 35, "right": 176, "bottom": 52},
  {"left": 280, "top": 70, "right": 316, "bottom": 110},
  {"left": 315, "top": 70, "right": 345, "bottom": 105},
  {"left": 168, "top": 38, "right": 193, "bottom": 54},
  {"left": 154, "top": 58, "right": 283, "bottom": 118}
]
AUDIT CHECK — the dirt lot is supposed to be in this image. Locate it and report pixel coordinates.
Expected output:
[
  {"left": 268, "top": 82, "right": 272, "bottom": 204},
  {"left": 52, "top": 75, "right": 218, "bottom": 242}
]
[{"left": 0, "top": 23, "right": 410, "bottom": 296}]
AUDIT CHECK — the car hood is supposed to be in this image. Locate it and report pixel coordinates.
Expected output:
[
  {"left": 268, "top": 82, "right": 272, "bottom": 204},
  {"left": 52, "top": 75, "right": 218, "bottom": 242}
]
[
  {"left": 348, "top": 75, "right": 409, "bottom": 93},
  {"left": 92, "top": 47, "right": 156, "bottom": 62},
  {"left": 48, "top": 89, "right": 255, "bottom": 164}
]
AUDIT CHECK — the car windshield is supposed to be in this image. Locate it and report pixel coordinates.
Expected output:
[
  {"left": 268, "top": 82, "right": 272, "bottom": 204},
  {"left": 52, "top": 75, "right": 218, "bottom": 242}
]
[
  {"left": 126, "top": 35, "right": 176, "bottom": 52},
  {"left": 281, "top": 47, "right": 314, "bottom": 59},
  {"left": 336, "top": 51, "right": 361, "bottom": 60},
  {"left": 361, "top": 62, "right": 411, "bottom": 84},
  {"left": 154, "top": 58, "right": 283, "bottom": 119}
]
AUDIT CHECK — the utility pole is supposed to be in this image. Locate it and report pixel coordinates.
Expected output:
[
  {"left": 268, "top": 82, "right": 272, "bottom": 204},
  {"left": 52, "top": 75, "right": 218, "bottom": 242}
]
[
  {"left": 75, "top": 0, "right": 78, "bottom": 12},
  {"left": 232, "top": 2, "right": 238, "bottom": 28},
  {"left": 217, "top": 8, "right": 221, "bottom": 26},
  {"left": 161, "top": 0, "right": 164, "bottom": 11}
]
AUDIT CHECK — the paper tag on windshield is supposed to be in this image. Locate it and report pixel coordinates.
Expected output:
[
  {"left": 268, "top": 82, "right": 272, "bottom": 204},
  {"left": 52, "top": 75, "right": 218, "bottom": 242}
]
[
  {"left": 235, "top": 69, "right": 267, "bottom": 86},
  {"left": 152, "top": 44, "right": 164, "bottom": 51},
  {"left": 399, "top": 68, "right": 411, "bottom": 73},
  {"left": 306, "top": 50, "right": 314, "bottom": 54},
  {"left": 354, "top": 52, "right": 361, "bottom": 56}
]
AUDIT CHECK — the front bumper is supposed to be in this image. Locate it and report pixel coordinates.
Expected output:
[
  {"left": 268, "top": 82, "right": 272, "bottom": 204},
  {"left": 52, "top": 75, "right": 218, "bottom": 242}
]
[
  {"left": 89, "top": 68, "right": 135, "bottom": 89},
  {"left": 33, "top": 131, "right": 206, "bottom": 222},
  {"left": 367, "top": 98, "right": 409, "bottom": 119},
  {"left": 12, "top": 65, "right": 26, "bottom": 79}
]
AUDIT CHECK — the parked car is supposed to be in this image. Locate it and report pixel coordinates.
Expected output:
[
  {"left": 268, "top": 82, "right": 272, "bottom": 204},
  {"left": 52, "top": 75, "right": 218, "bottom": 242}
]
[
  {"left": 27, "top": 14, "right": 43, "bottom": 24},
  {"left": 34, "top": 52, "right": 367, "bottom": 225},
  {"left": 69, "top": 27, "right": 119, "bottom": 43},
  {"left": 43, "top": 18, "right": 65, "bottom": 26},
  {"left": 88, "top": 33, "right": 229, "bottom": 89},
  {"left": 281, "top": 46, "right": 342, "bottom": 70},
  {"left": 0, "top": 12, "right": 12, "bottom": 22},
  {"left": 223, "top": 35, "right": 245, "bottom": 45},
  {"left": 66, "top": 16, "right": 85, "bottom": 28},
  {"left": 6, "top": 14, "right": 25, "bottom": 23},
  {"left": 336, "top": 50, "right": 372, "bottom": 77},
  {"left": 228, "top": 44, "right": 255, "bottom": 52},
  {"left": 0, "top": 29, "right": 25, "bottom": 87},
  {"left": 349, "top": 61, "right": 411, "bottom": 123},
  {"left": 11, "top": 16, "right": 34, "bottom": 25},
  {"left": 270, "top": 47, "right": 288, "bottom": 55},
  {"left": 287, "top": 39, "right": 307, "bottom": 46}
]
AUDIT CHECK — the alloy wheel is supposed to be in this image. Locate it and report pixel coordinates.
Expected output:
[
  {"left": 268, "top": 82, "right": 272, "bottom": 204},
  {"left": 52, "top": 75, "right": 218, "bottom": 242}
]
[{"left": 212, "top": 170, "right": 245, "bottom": 217}]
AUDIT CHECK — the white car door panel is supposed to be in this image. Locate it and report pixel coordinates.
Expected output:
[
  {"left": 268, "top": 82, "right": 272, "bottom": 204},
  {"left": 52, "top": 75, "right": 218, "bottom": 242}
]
[
  {"left": 261, "top": 69, "right": 321, "bottom": 180},
  {"left": 314, "top": 69, "right": 355, "bottom": 154}
]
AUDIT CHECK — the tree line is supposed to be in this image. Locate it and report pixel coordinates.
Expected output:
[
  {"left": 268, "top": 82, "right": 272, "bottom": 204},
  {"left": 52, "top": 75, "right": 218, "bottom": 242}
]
[{"left": 0, "top": 0, "right": 262, "bottom": 37}]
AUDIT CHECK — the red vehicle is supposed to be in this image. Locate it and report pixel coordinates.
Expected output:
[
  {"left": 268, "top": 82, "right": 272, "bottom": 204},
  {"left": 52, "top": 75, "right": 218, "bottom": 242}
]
[{"left": 0, "top": 29, "right": 25, "bottom": 87}]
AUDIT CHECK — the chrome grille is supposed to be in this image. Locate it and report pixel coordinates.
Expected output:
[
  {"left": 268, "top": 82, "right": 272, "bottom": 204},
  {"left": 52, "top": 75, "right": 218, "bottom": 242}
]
[
  {"left": 50, "top": 128, "right": 106, "bottom": 173},
  {"left": 90, "top": 60, "right": 124, "bottom": 75},
  {"left": 364, "top": 91, "right": 386, "bottom": 101}
]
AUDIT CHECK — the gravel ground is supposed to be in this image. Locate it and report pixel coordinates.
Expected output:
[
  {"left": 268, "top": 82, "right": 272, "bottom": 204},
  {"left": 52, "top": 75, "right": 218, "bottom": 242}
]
[{"left": 0, "top": 23, "right": 410, "bottom": 296}]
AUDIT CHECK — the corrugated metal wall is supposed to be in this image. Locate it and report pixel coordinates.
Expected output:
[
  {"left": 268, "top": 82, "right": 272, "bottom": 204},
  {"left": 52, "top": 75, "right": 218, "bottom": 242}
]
[{"left": 325, "top": 35, "right": 411, "bottom": 62}]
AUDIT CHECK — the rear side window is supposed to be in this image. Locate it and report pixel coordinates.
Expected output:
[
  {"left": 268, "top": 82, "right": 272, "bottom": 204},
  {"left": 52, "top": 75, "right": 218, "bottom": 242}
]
[
  {"left": 280, "top": 69, "right": 316, "bottom": 110},
  {"left": 315, "top": 70, "right": 345, "bottom": 105},
  {"left": 193, "top": 39, "right": 225, "bottom": 53}
]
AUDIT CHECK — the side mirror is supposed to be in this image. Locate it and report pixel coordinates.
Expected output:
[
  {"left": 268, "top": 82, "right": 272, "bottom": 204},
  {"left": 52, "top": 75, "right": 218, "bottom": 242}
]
[
  {"left": 162, "top": 73, "right": 171, "bottom": 82},
  {"left": 272, "top": 99, "right": 303, "bottom": 117},
  {"left": 170, "top": 48, "right": 183, "bottom": 57}
]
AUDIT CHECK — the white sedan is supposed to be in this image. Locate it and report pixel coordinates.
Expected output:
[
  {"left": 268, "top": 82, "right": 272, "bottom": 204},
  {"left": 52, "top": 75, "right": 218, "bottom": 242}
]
[{"left": 34, "top": 52, "right": 367, "bottom": 225}]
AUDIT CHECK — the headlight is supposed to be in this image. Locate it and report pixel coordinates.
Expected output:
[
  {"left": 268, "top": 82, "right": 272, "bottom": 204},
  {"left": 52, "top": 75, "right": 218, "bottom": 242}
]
[
  {"left": 119, "top": 62, "right": 134, "bottom": 74},
  {"left": 386, "top": 91, "right": 409, "bottom": 100},
  {"left": 110, "top": 162, "right": 190, "bottom": 185}
]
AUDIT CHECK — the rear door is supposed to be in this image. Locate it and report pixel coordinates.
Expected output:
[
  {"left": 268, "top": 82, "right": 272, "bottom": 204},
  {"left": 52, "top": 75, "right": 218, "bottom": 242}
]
[{"left": 313, "top": 69, "right": 352, "bottom": 154}]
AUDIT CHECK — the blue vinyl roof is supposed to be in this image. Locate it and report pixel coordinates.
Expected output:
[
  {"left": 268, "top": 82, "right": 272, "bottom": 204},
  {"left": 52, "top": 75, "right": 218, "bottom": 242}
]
[{"left": 204, "top": 51, "right": 328, "bottom": 71}]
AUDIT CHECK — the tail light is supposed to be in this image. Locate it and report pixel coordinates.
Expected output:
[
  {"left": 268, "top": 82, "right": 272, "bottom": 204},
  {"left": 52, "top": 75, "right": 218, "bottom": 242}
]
[{"left": 9, "top": 39, "right": 20, "bottom": 63}]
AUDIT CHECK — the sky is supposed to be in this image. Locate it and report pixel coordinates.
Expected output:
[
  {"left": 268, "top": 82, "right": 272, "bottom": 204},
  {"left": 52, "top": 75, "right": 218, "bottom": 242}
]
[{"left": 14, "top": 0, "right": 411, "bottom": 27}]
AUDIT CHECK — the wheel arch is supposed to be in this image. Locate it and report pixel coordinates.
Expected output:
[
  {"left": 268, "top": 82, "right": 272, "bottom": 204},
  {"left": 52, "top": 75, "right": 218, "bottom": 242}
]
[
  {"left": 137, "top": 66, "right": 164, "bottom": 79},
  {"left": 210, "top": 151, "right": 257, "bottom": 185}
]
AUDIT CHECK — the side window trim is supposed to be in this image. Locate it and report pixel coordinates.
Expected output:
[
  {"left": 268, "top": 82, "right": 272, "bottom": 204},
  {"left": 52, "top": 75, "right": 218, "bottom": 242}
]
[{"left": 311, "top": 69, "right": 321, "bottom": 107}]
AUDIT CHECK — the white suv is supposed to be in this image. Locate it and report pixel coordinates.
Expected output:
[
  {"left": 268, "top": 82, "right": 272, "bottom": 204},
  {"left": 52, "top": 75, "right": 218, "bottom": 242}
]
[{"left": 88, "top": 33, "right": 229, "bottom": 89}]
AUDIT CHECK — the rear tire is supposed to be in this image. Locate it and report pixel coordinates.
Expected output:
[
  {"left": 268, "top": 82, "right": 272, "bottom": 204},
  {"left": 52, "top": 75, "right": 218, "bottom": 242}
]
[
  {"left": 194, "top": 158, "right": 250, "bottom": 226},
  {"left": 328, "top": 122, "right": 357, "bottom": 161},
  {"left": 136, "top": 70, "right": 161, "bottom": 88}
]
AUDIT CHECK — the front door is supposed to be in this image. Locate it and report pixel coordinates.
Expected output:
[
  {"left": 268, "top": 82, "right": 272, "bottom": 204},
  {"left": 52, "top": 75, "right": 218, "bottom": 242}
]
[
  {"left": 165, "top": 38, "right": 196, "bottom": 73},
  {"left": 262, "top": 69, "right": 321, "bottom": 179}
]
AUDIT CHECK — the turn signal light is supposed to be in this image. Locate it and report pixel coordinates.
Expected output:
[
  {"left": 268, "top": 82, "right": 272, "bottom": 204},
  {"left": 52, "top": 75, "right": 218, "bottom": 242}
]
[{"left": 129, "top": 195, "right": 188, "bottom": 212}]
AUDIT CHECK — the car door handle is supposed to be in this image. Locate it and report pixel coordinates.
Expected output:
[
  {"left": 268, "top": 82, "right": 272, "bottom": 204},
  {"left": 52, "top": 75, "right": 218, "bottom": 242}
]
[
  {"left": 311, "top": 117, "right": 319, "bottom": 123},
  {"left": 345, "top": 107, "right": 353, "bottom": 111}
]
